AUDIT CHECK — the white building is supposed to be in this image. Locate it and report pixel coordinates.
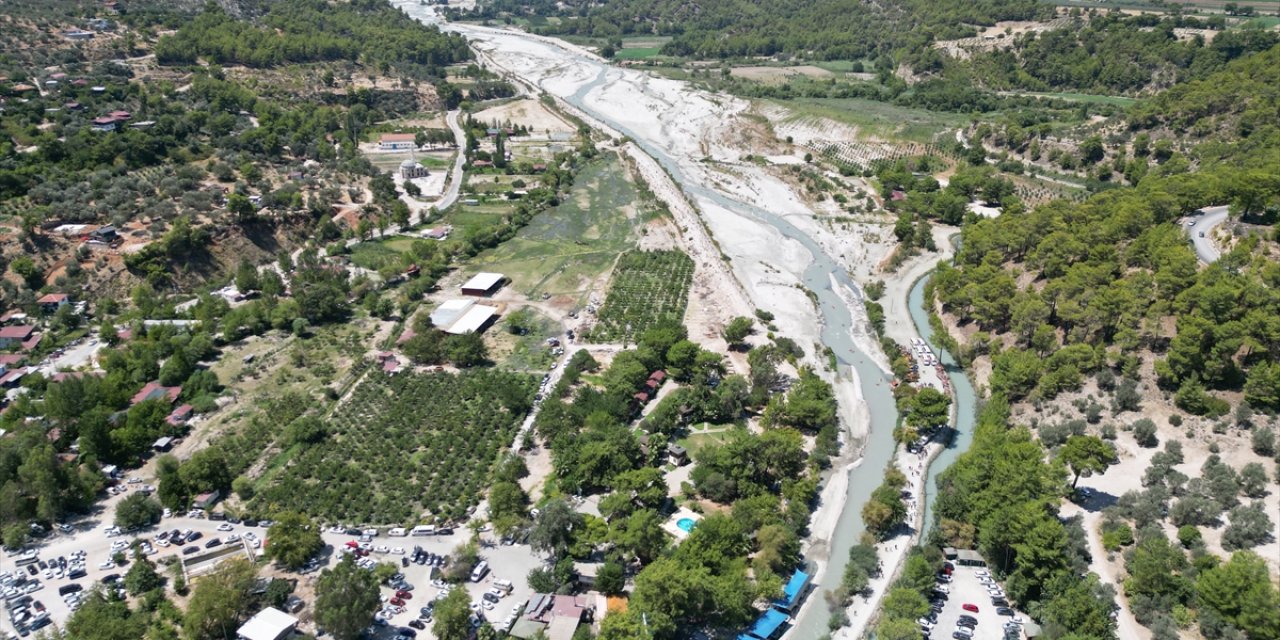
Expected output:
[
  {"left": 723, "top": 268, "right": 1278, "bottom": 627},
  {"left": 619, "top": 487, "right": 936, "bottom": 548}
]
[{"left": 236, "top": 607, "right": 298, "bottom": 640}]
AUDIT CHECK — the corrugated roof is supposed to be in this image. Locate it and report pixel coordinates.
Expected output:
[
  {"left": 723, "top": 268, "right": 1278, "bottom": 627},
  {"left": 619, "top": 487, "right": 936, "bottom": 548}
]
[{"left": 236, "top": 607, "right": 297, "bottom": 640}]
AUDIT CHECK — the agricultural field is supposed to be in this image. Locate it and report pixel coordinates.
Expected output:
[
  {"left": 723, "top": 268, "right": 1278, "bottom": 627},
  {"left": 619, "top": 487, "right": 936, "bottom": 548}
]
[
  {"left": 770, "top": 97, "right": 968, "bottom": 144},
  {"left": 250, "top": 369, "right": 537, "bottom": 525},
  {"left": 470, "top": 155, "right": 656, "bottom": 302},
  {"left": 583, "top": 249, "right": 694, "bottom": 343}
]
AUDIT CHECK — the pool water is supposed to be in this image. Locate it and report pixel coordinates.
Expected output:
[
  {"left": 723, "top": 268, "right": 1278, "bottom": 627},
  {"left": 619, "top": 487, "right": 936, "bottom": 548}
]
[{"left": 676, "top": 518, "right": 697, "bottom": 532}]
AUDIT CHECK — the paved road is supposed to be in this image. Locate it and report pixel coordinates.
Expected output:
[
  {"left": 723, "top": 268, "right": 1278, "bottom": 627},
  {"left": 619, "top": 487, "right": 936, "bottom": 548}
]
[{"left": 1189, "top": 205, "right": 1229, "bottom": 264}]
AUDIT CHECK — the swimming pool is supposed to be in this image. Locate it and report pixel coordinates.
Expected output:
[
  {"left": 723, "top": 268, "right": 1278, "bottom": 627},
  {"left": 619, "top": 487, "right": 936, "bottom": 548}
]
[{"left": 676, "top": 517, "right": 697, "bottom": 533}]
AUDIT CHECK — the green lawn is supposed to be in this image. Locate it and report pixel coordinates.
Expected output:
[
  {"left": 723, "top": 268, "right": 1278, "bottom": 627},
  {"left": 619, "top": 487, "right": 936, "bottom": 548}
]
[
  {"left": 677, "top": 424, "right": 742, "bottom": 457},
  {"left": 469, "top": 153, "right": 652, "bottom": 302}
]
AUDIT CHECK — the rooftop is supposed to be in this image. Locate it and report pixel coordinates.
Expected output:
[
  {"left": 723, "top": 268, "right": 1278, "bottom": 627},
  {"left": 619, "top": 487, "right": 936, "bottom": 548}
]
[
  {"left": 236, "top": 607, "right": 297, "bottom": 640},
  {"left": 0, "top": 326, "right": 34, "bottom": 340},
  {"left": 443, "top": 304, "right": 499, "bottom": 335},
  {"left": 461, "top": 272, "right": 504, "bottom": 293}
]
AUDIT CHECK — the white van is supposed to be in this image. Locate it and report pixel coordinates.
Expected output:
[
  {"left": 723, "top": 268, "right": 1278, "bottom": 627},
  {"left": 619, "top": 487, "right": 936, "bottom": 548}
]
[
  {"left": 411, "top": 525, "right": 435, "bottom": 537},
  {"left": 470, "top": 560, "right": 489, "bottom": 583},
  {"left": 494, "top": 579, "right": 513, "bottom": 594},
  {"left": 387, "top": 527, "right": 408, "bottom": 537},
  {"left": 362, "top": 528, "right": 379, "bottom": 538}
]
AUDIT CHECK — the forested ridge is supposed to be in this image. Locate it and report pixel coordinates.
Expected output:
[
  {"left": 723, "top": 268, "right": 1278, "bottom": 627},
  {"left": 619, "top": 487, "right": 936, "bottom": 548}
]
[
  {"left": 156, "top": 0, "right": 471, "bottom": 72},
  {"left": 465, "top": 0, "right": 1047, "bottom": 62},
  {"left": 934, "top": 43, "right": 1280, "bottom": 411},
  {"left": 964, "top": 14, "right": 1278, "bottom": 95}
]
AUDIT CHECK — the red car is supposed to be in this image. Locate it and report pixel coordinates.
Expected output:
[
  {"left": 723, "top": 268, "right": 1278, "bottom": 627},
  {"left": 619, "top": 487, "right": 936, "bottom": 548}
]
[
  {"left": 396, "top": 590, "right": 412, "bottom": 600},
  {"left": 390, "top": 597, "right": 406, "bottom": 607},
  {"left": 962, "top": 604, "right": 979, "bottom": 613}
]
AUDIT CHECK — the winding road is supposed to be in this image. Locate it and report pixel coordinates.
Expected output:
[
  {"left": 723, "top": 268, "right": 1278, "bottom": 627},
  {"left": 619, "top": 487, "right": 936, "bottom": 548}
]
[{"left": 1189, "top": 205, "right": 1229, "bottom": 264}]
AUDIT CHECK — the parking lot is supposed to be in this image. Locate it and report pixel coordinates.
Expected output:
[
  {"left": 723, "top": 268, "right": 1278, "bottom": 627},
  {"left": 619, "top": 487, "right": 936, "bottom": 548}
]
[
  {"left": 1, "top": 511, "right": 548, "bottom": 639},
  {"left": 925, "top": 563, "right": 1028, "bottom": 640}
]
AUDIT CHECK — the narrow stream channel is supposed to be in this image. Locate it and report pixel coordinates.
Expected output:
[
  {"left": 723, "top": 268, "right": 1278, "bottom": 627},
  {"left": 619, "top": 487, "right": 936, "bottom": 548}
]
[{"left": 395, "top": 7, "right": 980, "bottom": 637}]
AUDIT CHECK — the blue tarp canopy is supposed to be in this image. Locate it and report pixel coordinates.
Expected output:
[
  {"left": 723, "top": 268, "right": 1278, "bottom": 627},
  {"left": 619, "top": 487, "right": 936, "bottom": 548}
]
[
  {"left": 745, "top": 609, "right": 788, "bottom": 640},
  {"left": 774, "top": 569, "right": 810, "bottom": 610}
]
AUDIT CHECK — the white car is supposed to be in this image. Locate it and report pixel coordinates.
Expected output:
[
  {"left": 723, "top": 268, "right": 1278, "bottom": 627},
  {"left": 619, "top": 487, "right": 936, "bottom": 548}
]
[
  {"left": 374, "top": 545, "right": 390, "bottom": 554},
  {"left": 933, "top": 585, "right": 950, "bottom": 594},
  {"left": 953, "top": 628, "right": 973, "bottom": 638},
  {"left": 217, "top": 523, "right": 233, "bottom": 531},
  {"left": 482, "top": 600, "right": 494, "bottom": 611},
  {"left": 110, "top": 541, "right": 128, "bottom": 551},
  {"left": 975, "top": 570, "right": 989, "bottom": 577},
  {"left": 98, "top": 561, "right": 115, "bottom": 570},
  {"left": 225, "top": 534, "right": 240, "bottom": 543},
  {"left": 391, "top": 547, "right": 406, "bottom": 555},
  {"left": 156, "top": 539, "right": 170, "bottom": 548}
]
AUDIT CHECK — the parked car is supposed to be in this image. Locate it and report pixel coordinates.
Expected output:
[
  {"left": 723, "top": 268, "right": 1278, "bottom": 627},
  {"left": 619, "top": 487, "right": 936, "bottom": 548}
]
[
  {"left": 204, "top": 539, "right": 222, "bottom": 549},
  {"left": 962, "top": 604, "right": 979, "bottom": 613},
  {"left": 182, "top": 546, "right": 199, "bottom": 555},
  {"left": 997, "top": 607, "right": 1014, "bottom": 616}
]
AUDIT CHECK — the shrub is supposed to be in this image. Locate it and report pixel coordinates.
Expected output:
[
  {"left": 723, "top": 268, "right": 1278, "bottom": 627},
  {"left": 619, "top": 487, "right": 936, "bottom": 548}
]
[
  {"left": 1101, "top": 424, "right": 1117, "bottom": 440},
  {"left": 1133, "top": 419, "right": 1159, "bottom": 447},
  {"left": 1176, "top": 525, "right": 1201, "bottom": 548},
  {"left": 1222, "top": 503, "right": 1274, "bottom": 550},
  {"left": 1252, "top": 427, "right": 1275, "bottom": 456},
  {"left": 1169, "top": 414, "right": 1183, "bottom": 427}
]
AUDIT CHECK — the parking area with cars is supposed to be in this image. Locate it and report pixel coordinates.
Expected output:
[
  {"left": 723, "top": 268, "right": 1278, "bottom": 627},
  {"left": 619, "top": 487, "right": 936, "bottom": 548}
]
[
  {"left": 3, "top": 508, "right": 549, "bottom": 639},
  {"left": 920, "top": 563, "right": 1029, "bottom": 640},
  {"left": 322, "top": 526, "right": 546, "bottom": 640}
]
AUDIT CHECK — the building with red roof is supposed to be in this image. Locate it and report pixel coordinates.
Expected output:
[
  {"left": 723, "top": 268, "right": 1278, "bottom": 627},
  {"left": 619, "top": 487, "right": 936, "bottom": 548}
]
[
  {"left": 0, "top": 326, "right": 34, "bottom": 348},
  {"left": 130, "top": 381, "right": 182, "bottom": 406}
]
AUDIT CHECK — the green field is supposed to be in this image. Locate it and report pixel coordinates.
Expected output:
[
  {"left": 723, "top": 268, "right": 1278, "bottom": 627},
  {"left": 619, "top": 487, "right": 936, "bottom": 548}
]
[
  {"left": 349, "top": 237, "right": 419, "bottom": 271},
  {"left": 1003, "top": 91, "right": 1138, "bottom": 107},
  {"left": 470, "top": 154, "right": 653, "bottom": 301},
  {"left": 615, "top": 47, "right": 663, "bottom": 60},
  {"left": 586, "top": 249, "right": 694, "bottom": 343},
  {"left": 771, "top": 97, "right": 968, "bottom": 143}
]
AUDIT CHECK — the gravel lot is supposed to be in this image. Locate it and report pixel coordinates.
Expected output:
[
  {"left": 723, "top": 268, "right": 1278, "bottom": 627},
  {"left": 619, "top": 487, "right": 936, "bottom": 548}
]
[
  {"left": 927, "top": 564, "right": 1028, "bottom": 640},
  {"left": 2, "top": 507, "right": 549, "bottom": 639}
]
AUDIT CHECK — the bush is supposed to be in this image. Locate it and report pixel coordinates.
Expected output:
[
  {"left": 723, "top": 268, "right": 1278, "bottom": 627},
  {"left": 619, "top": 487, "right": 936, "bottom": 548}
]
[
  {"left": 1222, "top": 503, "right": 1274, "bottom": 550},
  {"left": 1101, "top": 524, "right": 1134, "bottom": 550},
  {"left": 1101, "top": 424, "right": 1117, "bottom": 440},
  {"left": 1176, "top": 525, "right": 1201, "bottom": 548},
  {"left": 1169, "top": 414, "right": 1183, "bottom": 427},
  {"left": 1252, "top": 427, "right": 1275, "bottom": 456},
  {"left": 1133, "top": 419, "right": 1159, "bottom": 448}
]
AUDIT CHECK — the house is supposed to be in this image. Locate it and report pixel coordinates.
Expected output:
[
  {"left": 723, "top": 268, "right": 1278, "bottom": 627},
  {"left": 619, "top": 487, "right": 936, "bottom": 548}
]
[
  {"left": 236, "top": 607, "right": 298, "bottom": 640},
  {"left": 62, "top": 30, "right": 95, "bottom": 40},
  {"left": 64, "top": 101, "right": 82, "bottom": 110},
  {"left": 399, "top": 158, "right": 429, "bottom": 180},
  {"left": 771, "top": 569, "right": 811, "bottom": 613},
  {"left": 89, "top": 225, "right": 118, "bottom": 243},
  {"left": 374, "top": 352, "right": 401, "bottom": 374},
  {"left": 0, "top": 326, "right": 35, "bottom": 348},
  {"left": 422, "top": 225, "right": 451, "bottom": 240},
  {"left": 0, "top": 367, "right": 28, "bottom": 388},
  {"left": 378, "top": 133, "right": 417, "bottom": 151},
  {"left": 738, "top": 609, "right": 789, "bottom": 640},
  {"left": 108, "top": 110, "right": 131, "bottom": 121},
  {"left": 667, "top": 443, "right": 688, "bottom": 466},
  {"left": 130, "top": 381, "right": 181, "bottom": 406},
  {"left": 193, "top": 490, "right": 221, "bottom": 510},
  {"left": 11, "top": 84, "right": 36, "bottom": 93},
  {"left": 472, "top": 160, "right": 493, "bottom": 168},
  {"left": 37, "top": 293, "right": 70, "bottom": 313},
  {"left": 460, "top": 272, "right": 505, "bottom": 297},
  {"left": 91, "top": 116, "right": 118, "bottom": 132},
  {"left": 511, "top": 594, "right": 593, "bottom": 640},
  {"left": 152, "top": 436, "right": 174, "bottom": 453},
  {"left": 87, "top": 18, "right": 111, "bottom": 30},
  {"left": 165, "top": 404, "right": 193, "bottom": 426}
]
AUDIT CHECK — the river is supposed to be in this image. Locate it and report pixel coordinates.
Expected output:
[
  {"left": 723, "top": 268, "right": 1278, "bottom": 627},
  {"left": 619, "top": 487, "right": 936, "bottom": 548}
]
[{"left": 396, "top": 5, "right": 977, "bottom": 638}]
